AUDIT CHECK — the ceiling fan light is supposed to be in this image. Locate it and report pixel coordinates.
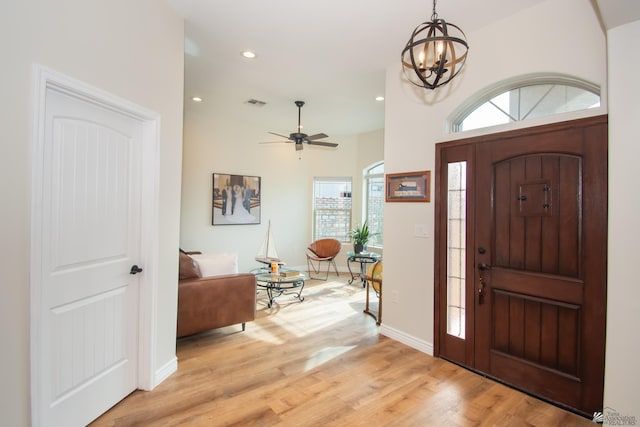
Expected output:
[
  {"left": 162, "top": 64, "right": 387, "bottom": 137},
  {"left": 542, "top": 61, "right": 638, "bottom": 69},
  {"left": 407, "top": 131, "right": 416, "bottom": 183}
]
[{"left": 261, "top": 101, "right": 339, "bottom": 153}]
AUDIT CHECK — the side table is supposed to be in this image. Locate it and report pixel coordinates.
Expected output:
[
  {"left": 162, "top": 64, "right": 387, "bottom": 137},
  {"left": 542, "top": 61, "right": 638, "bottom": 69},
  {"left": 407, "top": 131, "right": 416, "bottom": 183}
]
[{"left": 346, "top": 251, "right": 381, "bottom": 287}]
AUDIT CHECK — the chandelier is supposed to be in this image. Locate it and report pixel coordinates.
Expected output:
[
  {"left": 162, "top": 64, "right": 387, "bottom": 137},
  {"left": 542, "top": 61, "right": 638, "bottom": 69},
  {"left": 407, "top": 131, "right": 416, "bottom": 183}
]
[{"left": 401, "top": 0, "right": 469, "bottom": 90}]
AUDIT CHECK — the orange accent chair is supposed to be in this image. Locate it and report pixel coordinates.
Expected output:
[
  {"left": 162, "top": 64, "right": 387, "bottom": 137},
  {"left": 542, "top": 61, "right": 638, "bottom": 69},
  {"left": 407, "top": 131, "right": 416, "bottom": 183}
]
[
  {"left": 363, "top": 260, "right": 383, "bottom": 325},
  {"left": 306, "top": 238, "right": 342, "bottom": 280}
]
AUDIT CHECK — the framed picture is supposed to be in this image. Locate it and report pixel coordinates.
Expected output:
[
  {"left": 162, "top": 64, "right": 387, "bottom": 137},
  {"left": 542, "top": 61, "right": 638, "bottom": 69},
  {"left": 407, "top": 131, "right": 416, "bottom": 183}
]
[
  {"left": 212, "top": 173, "right": 261, "bottom": 225},
  {"left": 385, "top": 170, "right": 431, "bottom": 202}
]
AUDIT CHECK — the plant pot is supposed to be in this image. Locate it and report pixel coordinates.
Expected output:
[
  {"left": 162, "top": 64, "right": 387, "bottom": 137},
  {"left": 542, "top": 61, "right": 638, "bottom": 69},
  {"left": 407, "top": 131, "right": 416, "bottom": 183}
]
[{"left": 354, "top": 243, "right": 365, "bottom": 254}]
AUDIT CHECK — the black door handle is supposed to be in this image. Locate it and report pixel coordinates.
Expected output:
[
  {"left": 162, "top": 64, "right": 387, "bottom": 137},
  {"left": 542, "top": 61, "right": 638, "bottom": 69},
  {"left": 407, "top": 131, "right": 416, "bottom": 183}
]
[
  {"left": 477, "top": 263, "right": 491, "bottom": 271},
  {"left": 130, "top": 265, "right": 143, "bottom": 275}
]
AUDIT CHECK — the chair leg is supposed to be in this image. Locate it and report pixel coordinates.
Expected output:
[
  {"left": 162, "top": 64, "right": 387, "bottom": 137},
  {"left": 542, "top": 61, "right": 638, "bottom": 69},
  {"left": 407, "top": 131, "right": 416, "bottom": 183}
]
[
  {"left": 330, "top": 258, "right": 340, "bottom": 277},
  {"left": 307, "top": 257, "right": 331, "bottom": 280}
]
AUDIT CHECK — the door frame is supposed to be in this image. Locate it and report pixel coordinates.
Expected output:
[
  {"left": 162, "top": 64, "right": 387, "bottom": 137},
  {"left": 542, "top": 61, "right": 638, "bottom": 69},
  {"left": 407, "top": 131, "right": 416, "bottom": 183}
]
[
  {"left": 433, "top": 115, "right": 608, "bottom": 415},
  {"left": 30, "top": 65, "right": 160, "bottom": 425}
]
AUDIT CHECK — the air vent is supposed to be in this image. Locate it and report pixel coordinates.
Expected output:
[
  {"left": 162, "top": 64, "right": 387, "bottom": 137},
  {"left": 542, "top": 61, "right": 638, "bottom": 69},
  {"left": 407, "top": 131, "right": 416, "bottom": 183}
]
[{"left": 245, "top": 98, "right": 267, "bottom": 107}]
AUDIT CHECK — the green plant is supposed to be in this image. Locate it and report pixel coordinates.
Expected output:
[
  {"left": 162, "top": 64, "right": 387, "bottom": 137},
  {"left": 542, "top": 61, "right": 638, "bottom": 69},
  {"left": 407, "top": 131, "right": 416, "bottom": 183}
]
[{"left": 350, "top": 220, "right": 371, "bottom": 246}]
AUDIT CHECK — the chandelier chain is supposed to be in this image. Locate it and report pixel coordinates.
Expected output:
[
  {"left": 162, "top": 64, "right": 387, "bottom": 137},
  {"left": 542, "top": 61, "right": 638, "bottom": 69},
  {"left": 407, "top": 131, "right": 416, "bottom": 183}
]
[{"left": 431, "top": 0, "right": 438, "bottom": 21}]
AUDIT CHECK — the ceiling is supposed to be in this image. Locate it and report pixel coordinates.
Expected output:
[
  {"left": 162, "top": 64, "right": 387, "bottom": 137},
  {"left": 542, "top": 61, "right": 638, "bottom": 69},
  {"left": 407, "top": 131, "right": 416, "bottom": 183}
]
[{"left": 165, "top": 0, "right": 632, "bottom": 138}]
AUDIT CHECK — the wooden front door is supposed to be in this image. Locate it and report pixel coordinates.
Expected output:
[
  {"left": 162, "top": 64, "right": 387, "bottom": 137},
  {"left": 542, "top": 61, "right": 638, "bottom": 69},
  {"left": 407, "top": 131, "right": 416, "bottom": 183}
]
[{"left": 435, "top": 116, "right": 607, "bottom": 416}]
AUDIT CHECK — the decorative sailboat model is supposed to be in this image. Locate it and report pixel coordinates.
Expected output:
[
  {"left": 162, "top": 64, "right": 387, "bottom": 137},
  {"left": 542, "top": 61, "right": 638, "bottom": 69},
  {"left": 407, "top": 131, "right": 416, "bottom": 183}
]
[{"left": 255, "top": 220, "right": 285, "bottom": 266}]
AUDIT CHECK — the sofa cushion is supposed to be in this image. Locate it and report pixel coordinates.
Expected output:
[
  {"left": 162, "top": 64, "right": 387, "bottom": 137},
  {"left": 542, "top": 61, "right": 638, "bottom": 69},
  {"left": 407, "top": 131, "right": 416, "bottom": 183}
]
[
  {"left": 179, "top": 251, "right": 200, "bottom": 279},
  {"left": 190, "top": 253, "right": 238, "bottom": 277}
]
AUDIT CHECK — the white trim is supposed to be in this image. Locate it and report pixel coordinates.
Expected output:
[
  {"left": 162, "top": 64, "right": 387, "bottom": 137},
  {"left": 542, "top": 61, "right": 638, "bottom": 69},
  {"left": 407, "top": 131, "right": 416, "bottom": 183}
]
[
  {"left": 379, "top": 324, "right": 434, "bottom": 356},
  {"left": 155, "top": 356, "right": 178, "bottom": 386},
  {"left": 138, "top": 116, "right": 161, "bottom": 391},
  {"left": 30, "top": 65, "right": 162, "bottom": 424},
  {"left": 439, "top": 107, "right": 607, "bottom": 144}
]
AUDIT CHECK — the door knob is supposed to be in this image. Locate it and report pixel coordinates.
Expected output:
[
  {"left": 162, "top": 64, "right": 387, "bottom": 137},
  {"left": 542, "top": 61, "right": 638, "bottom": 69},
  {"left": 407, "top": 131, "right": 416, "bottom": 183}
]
[
  {"left": 129, "top": 265, "right": 143, "bottom": 275},
  {"left": 477, "top": 263, "right": 491, "bottom": 271}
]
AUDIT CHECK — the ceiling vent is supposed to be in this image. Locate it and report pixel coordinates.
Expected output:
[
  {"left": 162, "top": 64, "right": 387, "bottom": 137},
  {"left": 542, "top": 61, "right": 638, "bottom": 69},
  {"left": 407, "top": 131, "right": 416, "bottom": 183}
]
[{"left": 245, "top": 98, "right": 267, "bottom": 107}]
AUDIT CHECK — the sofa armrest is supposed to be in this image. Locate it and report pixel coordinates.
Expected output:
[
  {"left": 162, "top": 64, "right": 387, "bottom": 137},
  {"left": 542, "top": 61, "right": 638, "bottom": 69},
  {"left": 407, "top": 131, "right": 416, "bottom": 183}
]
[{"left": 177, "top": 273, "right": 256, "bottom": 338}]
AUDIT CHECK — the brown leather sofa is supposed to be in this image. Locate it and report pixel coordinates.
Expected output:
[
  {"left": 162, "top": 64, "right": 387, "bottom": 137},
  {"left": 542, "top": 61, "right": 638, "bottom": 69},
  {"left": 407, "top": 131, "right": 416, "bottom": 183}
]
[{"left": 177, "top": 251, "right": 256, "bottom": 338}]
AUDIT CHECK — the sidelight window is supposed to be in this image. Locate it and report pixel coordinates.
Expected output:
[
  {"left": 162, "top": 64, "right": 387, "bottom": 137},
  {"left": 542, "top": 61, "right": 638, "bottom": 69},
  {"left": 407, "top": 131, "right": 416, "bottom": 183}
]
[{"left": 447, "top": 161, "right": 467, "bottom": 339}]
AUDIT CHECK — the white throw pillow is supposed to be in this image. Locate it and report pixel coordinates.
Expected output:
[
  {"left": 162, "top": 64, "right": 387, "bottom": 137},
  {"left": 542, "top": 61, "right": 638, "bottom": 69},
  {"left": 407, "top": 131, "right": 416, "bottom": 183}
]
[{"left": 190, "top": 253, "right": 238, "bottom": 277}]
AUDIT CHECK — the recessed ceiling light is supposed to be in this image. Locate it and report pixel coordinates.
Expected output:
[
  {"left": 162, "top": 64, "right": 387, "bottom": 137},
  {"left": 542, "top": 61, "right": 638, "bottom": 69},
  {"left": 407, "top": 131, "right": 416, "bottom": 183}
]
[
  {"left": 192, "top": 96, "right": 203, "bottom": 102},
  {"left": 241, "top": 50, "right": 256, "bottom": 59},
  {"left": 375, "top": 96, "right": 385, "bottom": 102}
]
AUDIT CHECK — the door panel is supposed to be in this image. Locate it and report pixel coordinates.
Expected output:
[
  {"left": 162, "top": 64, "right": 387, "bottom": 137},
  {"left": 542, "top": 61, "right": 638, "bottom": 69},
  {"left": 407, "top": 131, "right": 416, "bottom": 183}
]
[
  {"left": 435, "top": 116, "right": 607, "bottom": 416},
  {"left": 39, "top": 87, "right": 142, "bottom": 426}
]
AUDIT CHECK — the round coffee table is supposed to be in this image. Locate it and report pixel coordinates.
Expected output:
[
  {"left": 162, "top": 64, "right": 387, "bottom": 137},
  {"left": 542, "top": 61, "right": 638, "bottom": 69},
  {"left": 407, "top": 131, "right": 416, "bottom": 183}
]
[{"left": 253, "top": 268, "right": 307, "bottom": 308}]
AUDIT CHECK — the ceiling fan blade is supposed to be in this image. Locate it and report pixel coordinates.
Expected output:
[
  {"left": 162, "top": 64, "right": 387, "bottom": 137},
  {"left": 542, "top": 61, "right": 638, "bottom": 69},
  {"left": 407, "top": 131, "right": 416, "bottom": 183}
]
[
  {"left": 307, "top": 140, "right": 338, "bottom": 147},
  {"left": 305, "top": 133, "right": 329, "bottom": 141},
  {"left": 268, "top": 131, "right": 292, "bottom": 140},
  {"left": 259, "top": 141, "right": 293, "bottom": 144}
]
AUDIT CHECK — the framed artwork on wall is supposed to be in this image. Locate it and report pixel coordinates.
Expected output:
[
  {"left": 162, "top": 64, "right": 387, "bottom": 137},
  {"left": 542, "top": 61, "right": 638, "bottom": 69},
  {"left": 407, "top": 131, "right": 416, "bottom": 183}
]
[
  {"left": 385, "top": 170, "right": 431, "bottom": 202},
  {"left": 212, "top": 173, "right": 261, "bottom": 225}
]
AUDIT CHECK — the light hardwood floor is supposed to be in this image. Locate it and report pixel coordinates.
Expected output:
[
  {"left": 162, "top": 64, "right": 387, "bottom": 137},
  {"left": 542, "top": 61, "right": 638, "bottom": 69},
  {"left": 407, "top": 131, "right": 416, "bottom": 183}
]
[{"left": 91, "top": 275, "right": 592, "bottom": 426}]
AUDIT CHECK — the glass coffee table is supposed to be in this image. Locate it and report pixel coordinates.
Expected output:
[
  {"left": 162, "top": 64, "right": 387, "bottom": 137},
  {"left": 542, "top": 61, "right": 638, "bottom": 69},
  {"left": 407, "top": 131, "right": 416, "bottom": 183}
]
[{"left": 252, "top": 268, "right": 307, "bottom": 308}]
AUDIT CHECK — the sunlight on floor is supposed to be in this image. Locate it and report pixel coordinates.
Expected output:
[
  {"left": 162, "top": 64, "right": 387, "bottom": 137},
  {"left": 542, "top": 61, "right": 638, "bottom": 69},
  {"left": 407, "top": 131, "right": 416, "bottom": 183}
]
[
  {"left": 256, "top": 279, "right": 365, "bottom": 339},
  {"left": 303, "top": 345, "right": 357, "bottom": 372},
  {"left": 244, "top": 322, "right": 285, "bottom": 345}
]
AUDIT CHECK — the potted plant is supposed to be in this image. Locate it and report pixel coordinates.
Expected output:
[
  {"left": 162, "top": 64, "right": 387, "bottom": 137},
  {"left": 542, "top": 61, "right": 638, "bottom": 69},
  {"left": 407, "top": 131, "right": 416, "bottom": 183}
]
[{"left": 350, "top": 220, "right": 371, "bottom": 254}]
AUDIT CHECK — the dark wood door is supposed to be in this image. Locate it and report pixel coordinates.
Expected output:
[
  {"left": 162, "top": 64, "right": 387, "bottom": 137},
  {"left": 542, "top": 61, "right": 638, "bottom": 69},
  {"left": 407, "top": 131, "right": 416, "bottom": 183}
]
[{"left": 435, "top": 115, "right": 607, "bottom": 416}]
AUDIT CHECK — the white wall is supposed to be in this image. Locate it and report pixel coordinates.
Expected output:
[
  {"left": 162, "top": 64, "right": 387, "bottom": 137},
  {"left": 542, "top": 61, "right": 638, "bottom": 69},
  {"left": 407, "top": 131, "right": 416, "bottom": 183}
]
[
  {"left": 604, "top": 18, "right": 640, "bottom": 418},
  {"left": 383, "top": 0, "right": 606, "bottom": 348},
  {"left": 179, "top": 107, "right": 383, "bottom": 272},
  {"left": 0, "top": 1, "right": 184, "bottom": 425}
]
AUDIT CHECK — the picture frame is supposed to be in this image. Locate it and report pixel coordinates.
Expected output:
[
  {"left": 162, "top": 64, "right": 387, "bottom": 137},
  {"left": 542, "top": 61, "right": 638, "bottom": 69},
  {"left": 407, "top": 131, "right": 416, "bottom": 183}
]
[
  {"left": 385, "top": 170, "right": 431, "bottom": 202},
  {"left": 212, "top": 173, "right": 261, "bottom": 225}
]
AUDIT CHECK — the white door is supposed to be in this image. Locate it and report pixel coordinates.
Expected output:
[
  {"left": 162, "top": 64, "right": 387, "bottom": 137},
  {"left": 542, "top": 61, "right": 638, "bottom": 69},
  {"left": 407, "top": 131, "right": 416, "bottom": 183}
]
[{"left": 36, "top": 86, "right": 143, "bottom": 426}]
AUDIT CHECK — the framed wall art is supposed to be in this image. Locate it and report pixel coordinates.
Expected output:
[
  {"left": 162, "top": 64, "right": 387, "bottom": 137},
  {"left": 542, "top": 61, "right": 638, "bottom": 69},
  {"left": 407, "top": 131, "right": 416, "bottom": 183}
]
[
  {"left": 212, "top": 173, "right": 261, "bottom": 225},
  {"left": 385, "top": 170, "right": 431, "bottom": 202}
]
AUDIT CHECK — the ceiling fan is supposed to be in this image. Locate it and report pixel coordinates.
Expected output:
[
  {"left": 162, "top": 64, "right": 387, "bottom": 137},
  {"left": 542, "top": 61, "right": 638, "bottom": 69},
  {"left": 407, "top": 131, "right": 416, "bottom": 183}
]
[{"left": 262, "top": 101, "right": 338, "bottom": 151}]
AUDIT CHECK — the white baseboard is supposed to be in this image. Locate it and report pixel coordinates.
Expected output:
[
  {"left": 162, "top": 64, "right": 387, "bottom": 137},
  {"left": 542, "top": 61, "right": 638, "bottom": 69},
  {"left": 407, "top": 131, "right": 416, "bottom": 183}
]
[
  {"left": 379, "top": 324, "right": 434, "bottom": 356},
  {"left": 153, "top": 356, "right": 178, "bottom": 388}
]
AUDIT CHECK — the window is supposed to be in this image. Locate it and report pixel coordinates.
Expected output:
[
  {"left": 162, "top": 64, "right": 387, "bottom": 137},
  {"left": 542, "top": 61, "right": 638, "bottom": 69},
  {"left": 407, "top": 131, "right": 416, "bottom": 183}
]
[
  {"left": 447, "top": 161, "right": 466, "bottom": 339},
  {"left": 450, "top": 74, "right": 600, "bottom": 132},
  {"left": 313, "top": 177, "right": 352, "bottom": 241},
  {"left": 364, "top": 162, "right": 384, "bottom": 246}
]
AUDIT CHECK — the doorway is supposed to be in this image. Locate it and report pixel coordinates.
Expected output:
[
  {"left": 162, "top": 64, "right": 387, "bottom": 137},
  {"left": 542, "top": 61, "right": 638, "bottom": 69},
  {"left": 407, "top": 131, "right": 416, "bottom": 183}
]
[
  {"left": 30, "top": 66, "right": 160, "bottom": 426},
  {"left": 434, "top": 115, "right": 607, "bottom": 416}
]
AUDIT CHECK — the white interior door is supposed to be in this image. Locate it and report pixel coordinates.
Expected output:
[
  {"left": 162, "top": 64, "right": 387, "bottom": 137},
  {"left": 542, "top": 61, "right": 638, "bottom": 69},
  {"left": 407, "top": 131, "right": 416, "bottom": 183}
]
[{"left": 36, "top": 86, "right": 143, "bottom": 426}]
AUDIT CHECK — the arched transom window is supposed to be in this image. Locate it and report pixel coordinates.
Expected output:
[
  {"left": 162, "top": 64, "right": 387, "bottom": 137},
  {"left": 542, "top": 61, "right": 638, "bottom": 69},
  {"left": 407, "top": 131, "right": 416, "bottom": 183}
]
[{"left": 450, "top": 74, "right": 601, "bottom": 132}]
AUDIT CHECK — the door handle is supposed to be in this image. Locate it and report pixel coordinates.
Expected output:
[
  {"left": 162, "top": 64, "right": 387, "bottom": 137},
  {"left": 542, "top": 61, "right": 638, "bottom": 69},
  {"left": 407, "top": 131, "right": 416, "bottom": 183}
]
[
  {"left": 477, "top": 262, "right": 491, "bottom": 271},
  {"left": 477, "top": 263, "right": 490, "bottom": 304},
  {"left": 129, "top": 265, "right": 143, "bottom": 275}
]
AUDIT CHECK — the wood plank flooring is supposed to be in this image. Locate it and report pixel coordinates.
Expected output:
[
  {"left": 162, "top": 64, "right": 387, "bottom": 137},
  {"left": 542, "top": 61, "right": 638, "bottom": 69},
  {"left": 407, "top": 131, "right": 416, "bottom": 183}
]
[{"left": 91, "top": 275, "right": 592, "bottom": 426}]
